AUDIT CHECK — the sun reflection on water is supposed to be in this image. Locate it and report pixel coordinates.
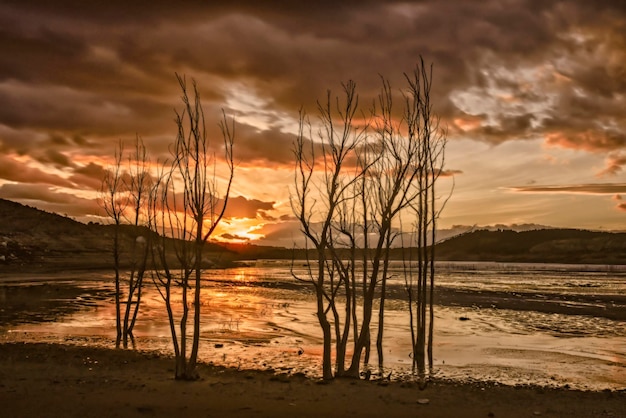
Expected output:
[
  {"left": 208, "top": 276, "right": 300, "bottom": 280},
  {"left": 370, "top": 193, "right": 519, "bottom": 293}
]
[{"left": 1, "top": 261, "right": 625, "bottom": 390}]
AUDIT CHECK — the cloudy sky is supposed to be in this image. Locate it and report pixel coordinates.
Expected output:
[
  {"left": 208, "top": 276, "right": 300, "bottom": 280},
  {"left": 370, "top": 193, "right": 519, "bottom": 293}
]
[{"left": 1, "top": 1, "right": 625, "bottom": 246}]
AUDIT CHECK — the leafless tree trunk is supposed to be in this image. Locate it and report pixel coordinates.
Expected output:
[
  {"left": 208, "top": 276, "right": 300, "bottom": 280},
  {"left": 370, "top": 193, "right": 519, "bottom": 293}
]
[
  {"left": 346, "top": 75, "right": 424, "bottom": 378},
  {"left": 402, "top": 57, "right": 449, "bottom": 385},
  {"left": 122, "top": 136, "right": 152, "bottom": 348},
  {"left": 101, "top": 137, "right": 153, "bottom": 349},
  {"left": 292, "top": 69, "right": 439, "bottom": 380},
  {"left": 100, "top": 141, "right": 127, "bottom": 349},
  {"left": 291, "top": 83, "right": 367, "bottom": 379},
  {"left": 149, "top": 74, "right": 234, "bottom": 380},
  {"left": 149, "top": 165, "right": 192, "bottom": 378}
]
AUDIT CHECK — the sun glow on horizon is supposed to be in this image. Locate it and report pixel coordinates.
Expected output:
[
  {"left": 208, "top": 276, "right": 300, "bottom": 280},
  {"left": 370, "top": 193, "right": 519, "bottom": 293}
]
[{"left": 213, "top": 217, "right": 267, "bottom": 243}]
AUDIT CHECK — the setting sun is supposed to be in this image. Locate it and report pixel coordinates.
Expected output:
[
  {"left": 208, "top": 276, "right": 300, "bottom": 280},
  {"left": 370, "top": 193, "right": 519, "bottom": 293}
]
[{"left": 213, "top": 218, "right": 266, "bottom": 243}]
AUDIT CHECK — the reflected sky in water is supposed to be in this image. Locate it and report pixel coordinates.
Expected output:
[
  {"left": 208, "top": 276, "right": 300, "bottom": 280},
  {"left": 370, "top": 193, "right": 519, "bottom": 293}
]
[{"left": 1, "top": 261, "right": 625, "bottom": 390}]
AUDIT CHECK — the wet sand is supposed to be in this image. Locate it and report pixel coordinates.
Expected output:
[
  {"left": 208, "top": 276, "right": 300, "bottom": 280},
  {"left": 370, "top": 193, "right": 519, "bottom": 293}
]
[
  {"left": 2, "top": 271, "right": 625, "bottom": 391},
  {"left": 1, "top": 267, "right": 625, "bottom": 402},
  {"left": 433, "top": 287, "right": 626, "bottom": 321},
  {"left": 0, "top": 342, "right": 623, "bottom": 418}
]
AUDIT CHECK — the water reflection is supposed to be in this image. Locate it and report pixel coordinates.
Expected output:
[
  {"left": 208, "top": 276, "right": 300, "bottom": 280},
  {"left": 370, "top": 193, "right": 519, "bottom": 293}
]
[{"left": 1, "top": 261, "right": 625, "bottom": 391}]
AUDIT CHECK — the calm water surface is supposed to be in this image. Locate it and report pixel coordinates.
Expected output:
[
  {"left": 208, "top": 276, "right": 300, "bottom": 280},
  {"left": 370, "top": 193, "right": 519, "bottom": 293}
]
[{"left": 1, "top": 261, "right": 625, "bottom": 391}]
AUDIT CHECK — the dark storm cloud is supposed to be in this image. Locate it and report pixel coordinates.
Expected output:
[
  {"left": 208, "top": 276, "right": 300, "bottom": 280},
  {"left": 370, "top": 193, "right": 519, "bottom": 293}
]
[
  {"left": 0, "top": 1, "right": 374, "bottom": 24},
  {"left": 0, "top": 0, "right": 625, "bottom": 179},
  {"left": 234, "top": 125, "right": 299, "bottom": 167},
  {"left": 154, "top": 190, "right": 277, "bottom": 222}
]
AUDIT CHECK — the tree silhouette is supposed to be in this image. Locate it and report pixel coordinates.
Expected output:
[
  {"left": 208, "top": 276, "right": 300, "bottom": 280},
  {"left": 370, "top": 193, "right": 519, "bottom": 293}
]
[
  {"left": 292, "top": 58, "right": 449, "bottom": 380},
  {"left": 402, "top": 58, "right": 449, "bottom": 383},
  {"left": 100, "top": 140, "right": 126, "bottom": 348},
  {"left": 100, "top": 137, "right": 153, "bottom": 349},
  {"left": 149, "top": 74, "right": 234, "bottom": 380}
]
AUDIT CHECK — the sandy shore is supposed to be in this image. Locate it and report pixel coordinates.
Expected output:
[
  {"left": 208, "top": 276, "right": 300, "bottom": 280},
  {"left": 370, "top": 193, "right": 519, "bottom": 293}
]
[{"left": 0, "top": 342, "right": 623, "bottom": 418}]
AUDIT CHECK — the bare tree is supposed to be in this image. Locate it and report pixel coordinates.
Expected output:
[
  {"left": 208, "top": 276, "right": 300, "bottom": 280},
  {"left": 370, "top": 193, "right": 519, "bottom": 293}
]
[
  {"left": 100, "top": 140, "right": 127, "bottom": 348},
  {"left": 353, "top": 76, "right": 426, "bottom": 378},
  {"left": 291, "top": 81, "right": 368, "bottom": 380},
  {"left": 149, "top": 74, "right": 234, "bottom": 380},
  {"left": 121, "top": 136, "right": 152, "bottom": 348},
  {"left": 292, "top": 60, "right": 448, "bottom": 381},
  {"left": 403, "top": 58, "right": 449, "bottom": 384},
  {"left": 101, "top": 137, "right": 154, "bottom": 349}
]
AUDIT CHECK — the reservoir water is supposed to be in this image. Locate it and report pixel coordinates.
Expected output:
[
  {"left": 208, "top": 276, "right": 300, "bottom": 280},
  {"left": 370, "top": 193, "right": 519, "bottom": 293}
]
[{"left": 1, "top": 261, "right": 624, "bottom": 391}]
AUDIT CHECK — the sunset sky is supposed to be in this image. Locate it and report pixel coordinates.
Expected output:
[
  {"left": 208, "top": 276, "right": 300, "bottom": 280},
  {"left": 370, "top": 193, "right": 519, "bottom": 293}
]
[{"left": 1, "top": 1, "right": 625, "bottom": 246}]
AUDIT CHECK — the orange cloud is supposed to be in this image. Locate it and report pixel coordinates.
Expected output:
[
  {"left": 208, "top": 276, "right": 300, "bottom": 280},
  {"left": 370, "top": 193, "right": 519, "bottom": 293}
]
[
  {"left": 598, "top": 152, "right": 626, "bottom": 177},
  {"left": 545, "top": 130, "right": 626, "bottom": 153},
  {"left": 511, "top": 183, "right": 626, "bottom": 195},
  {"left": 222, "top": 196, "right": 275, "bottom": 219},
  {"left": 451, "top": 115, "right": 485, "bottom": 133}
]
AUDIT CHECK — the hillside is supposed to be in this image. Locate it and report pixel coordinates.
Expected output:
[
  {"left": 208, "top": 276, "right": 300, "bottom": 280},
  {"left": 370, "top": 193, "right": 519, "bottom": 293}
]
[
  {"left": 224, "top": 229, "right": 626, "bottom": 265},
  {"left": 2, "top": 198, "right": 626, "bottom": 271},
  {"left": 0, "top": 199, "right": 112, "bottom": 271},
  {"left": 0, "top": 199, "right": 234, "bottom": 272},
  {"left": 434, "top": 228, "right": 626, "bottom": 264}
]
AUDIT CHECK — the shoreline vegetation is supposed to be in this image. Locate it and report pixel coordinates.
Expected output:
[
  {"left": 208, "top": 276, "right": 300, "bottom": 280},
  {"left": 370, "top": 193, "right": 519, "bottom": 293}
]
[{"left": 0, "top": 342, "right": 623, "bottom": 418}]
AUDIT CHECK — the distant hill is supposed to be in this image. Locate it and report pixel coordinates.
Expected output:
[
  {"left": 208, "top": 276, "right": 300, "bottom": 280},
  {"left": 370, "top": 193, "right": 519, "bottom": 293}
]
[
  {"left": 0, "top": 199, "right": 234, "bottom": 272},
  {"left": 2, "top": 198, "right": 625, "bottom": 271},
  {"left": 434, "top": 228, "right": 626, "bottom": 264},
  {"left": 0, "top": 198, "right": 112, "bottom": 270},
  {"left": 226, "top": 228, "right": 626, "bottom": 265}
]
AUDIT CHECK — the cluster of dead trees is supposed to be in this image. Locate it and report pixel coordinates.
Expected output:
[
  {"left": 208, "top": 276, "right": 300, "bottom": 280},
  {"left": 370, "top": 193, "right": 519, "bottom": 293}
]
[
  {"left": 100, "top": 74, "right": 234, "bottom": 379},
  {"left": 100, "top": 58, "right": 448, "bottom": 383},
  {"left": 292, "top": 58, "right": 448, "bottom": 381}
]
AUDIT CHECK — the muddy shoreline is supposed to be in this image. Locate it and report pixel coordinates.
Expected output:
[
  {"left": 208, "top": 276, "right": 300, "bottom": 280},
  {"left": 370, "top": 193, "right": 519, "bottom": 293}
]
[
  {"left": 2, "top": 267, "right": 624, "bottom": 395},
  {"left": 433, "top": 287, "right": 626, "bottom": 321},
  {"left": 0, "top": 342, "right": 623, "bottom": 418}
]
